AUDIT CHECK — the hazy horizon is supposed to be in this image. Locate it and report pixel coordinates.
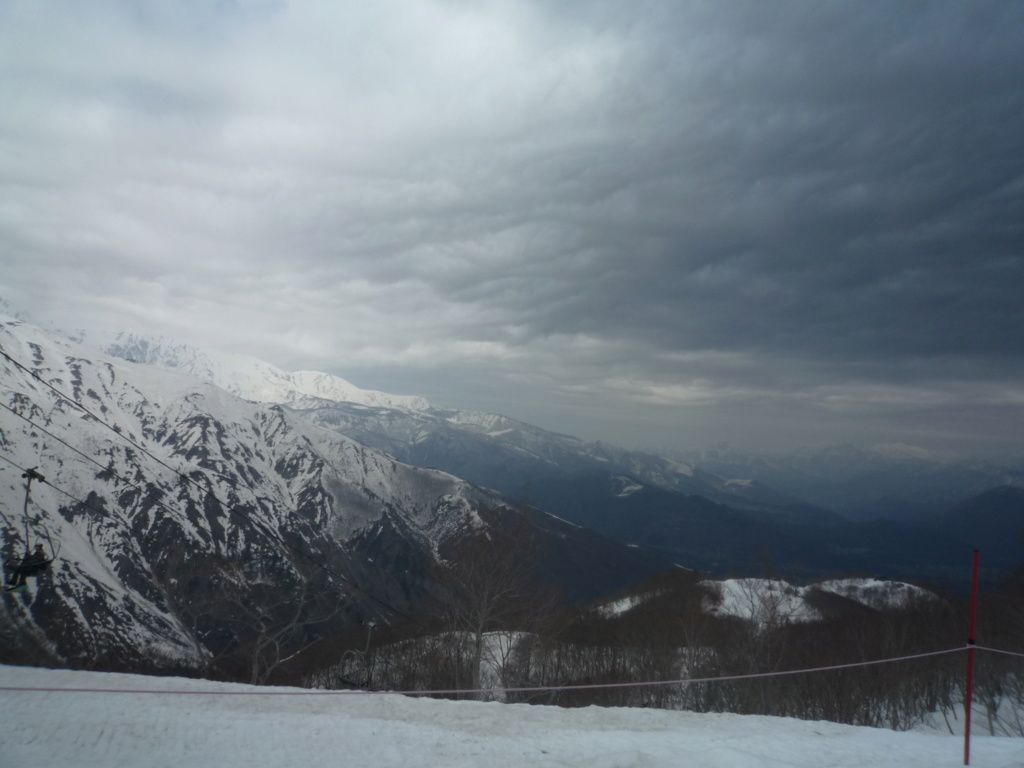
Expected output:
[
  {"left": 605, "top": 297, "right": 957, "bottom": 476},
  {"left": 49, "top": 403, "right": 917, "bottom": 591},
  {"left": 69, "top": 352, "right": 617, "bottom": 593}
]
[{"left": 4, "top": 301, "right": 1021, "bottom": 464}]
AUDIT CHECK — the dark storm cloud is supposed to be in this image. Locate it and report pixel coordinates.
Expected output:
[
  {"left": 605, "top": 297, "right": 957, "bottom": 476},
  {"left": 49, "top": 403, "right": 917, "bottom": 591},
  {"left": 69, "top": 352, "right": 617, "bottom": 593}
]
[
  {"left": 417, "top": 1, "right": 1024, "bottom": 365},
  {"left": 1, "top": 0, "right": 1022, "bottom": 454}
]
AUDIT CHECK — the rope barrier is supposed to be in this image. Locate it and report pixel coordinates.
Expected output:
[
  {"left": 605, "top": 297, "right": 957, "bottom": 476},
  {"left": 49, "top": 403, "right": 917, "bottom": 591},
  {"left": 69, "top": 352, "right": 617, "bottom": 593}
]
[
  {"left": 0, "top": 644, "right": 988, "bottom": 697},
  {"left": 974, "top": 645, "right": 1024, "bottom": 660}
]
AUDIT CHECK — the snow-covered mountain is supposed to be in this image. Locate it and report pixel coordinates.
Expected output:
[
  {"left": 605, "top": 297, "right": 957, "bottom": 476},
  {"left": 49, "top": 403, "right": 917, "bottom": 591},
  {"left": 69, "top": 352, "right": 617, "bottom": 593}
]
[
  {"left": 100, "top": 336, "right": 759, "bottom": 498},
  {"left": 104, "top": 333, "right": 432, "bottom": 412},
  {"left": 91, "top": 332, "right": 1024, "bottom": 585},
  {"left": 2, "top": 318, "right": 618, "bottom": 670},
  {"left": 98, "top": 336, "right": 839, "bottom": 528}
]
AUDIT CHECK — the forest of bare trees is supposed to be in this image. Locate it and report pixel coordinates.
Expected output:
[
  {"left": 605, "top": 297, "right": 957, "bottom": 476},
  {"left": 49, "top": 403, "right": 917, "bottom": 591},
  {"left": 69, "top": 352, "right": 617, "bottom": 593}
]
[{"left": 299, "top": 533, "right": 1024, "bottom": 734}]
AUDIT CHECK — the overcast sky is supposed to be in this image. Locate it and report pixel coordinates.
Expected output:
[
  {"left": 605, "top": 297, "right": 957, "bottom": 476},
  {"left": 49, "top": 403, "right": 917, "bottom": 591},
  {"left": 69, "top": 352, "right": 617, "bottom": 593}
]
[{"left": 1, "top": 0, "right": 1022, "bottom": 457}]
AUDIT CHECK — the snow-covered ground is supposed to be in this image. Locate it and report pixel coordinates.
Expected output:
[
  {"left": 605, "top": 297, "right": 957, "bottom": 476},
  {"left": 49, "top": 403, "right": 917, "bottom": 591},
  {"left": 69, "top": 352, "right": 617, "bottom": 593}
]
[{"left": 1, "top": 665, "right": 1021, "bottom": 768}]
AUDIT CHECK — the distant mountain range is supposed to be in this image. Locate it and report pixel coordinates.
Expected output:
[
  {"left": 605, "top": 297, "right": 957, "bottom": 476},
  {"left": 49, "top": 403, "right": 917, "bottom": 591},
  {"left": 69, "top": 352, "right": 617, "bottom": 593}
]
[
  {"left": 1, "top": 316, "right": 1021, "bottom": 670},
  {"left": 683, "top": 443, "right": 1024, "bottom": 521},
  {"left": 99, "top": 329, "right": 1024, "bottom": 581}
]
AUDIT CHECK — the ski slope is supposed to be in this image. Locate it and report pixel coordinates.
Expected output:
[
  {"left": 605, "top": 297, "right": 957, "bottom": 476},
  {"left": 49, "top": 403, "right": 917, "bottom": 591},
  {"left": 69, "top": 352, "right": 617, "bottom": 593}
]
[{"left": 1, "top": 665, "right": 1021, "bottom": 768}]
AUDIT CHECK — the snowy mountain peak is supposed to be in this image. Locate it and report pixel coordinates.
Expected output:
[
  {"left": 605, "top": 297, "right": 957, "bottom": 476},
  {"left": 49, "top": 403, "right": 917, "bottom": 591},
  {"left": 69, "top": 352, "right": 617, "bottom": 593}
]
[
  {"left": 103, "top": 332, "right": 432, "bottom": 412},
  {"left": 290, "top": 370, "right": 431, "bottom": 412}
]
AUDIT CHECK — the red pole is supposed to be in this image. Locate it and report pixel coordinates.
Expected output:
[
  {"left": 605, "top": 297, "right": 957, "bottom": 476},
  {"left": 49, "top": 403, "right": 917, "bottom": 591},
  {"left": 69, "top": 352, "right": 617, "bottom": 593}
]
[{"left": 964, "top": 549, "right": 979, "bottom": 766}]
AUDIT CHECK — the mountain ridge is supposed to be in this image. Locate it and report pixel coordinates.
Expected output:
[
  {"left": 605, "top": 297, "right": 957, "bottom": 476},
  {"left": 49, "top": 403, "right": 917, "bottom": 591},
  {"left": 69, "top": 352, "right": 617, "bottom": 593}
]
[
  {"left": 92, "top": 329, "right": 1023, "bottom": 583},
  {"left": 98, "top": 333, "right": 833, "bottom": 523}
]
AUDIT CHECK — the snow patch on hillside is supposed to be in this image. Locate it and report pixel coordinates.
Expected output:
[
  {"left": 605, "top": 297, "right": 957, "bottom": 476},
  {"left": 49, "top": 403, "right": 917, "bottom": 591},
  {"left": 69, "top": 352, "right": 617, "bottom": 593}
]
[
  {"left": 702, "top": 577, "right": 935, "bottom": 625},
  {"left": 813, "top": 578, "right": 934, "bottom": 609},
  {"left": 597, "top": 593, "right": 655, "bottom": 617},
  {"left": 705, "top": 579, "right": 821, "bottom": 624},
  {"left": 613, "top": 476, "right": 644, "bottom": 497}
]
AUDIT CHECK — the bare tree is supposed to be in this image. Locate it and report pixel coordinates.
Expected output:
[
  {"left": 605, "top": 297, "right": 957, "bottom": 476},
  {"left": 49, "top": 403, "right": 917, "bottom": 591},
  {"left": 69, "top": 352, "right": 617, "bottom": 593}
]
[
  {"left": 433, "top": 518, "right": 560, "bottom": 697},
  {"left": 177, "top": 559, "right": 345, "bottom": 685}
]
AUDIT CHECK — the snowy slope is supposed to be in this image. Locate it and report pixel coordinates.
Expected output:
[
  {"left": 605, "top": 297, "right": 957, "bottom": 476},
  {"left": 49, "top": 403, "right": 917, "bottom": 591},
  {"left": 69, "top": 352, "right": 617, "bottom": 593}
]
[
  {"left": 1, "top": 665, "right": 1020, "bottom": 768},
  {"left": 702, "top": 577, "right": 936, "bottom": 624}
]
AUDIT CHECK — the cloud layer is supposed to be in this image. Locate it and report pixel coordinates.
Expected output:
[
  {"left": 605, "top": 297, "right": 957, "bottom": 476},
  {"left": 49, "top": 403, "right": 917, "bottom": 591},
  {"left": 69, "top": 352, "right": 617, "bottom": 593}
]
[{"left": 2, "top": 0, "right": 1023, "bottom": 455}]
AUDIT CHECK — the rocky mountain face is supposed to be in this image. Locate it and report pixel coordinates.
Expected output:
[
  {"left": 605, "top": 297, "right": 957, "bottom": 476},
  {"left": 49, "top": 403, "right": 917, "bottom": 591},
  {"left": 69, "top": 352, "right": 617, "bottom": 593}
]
[{"left": 1, "top": 318, "right": 671, "bottom": 673}]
